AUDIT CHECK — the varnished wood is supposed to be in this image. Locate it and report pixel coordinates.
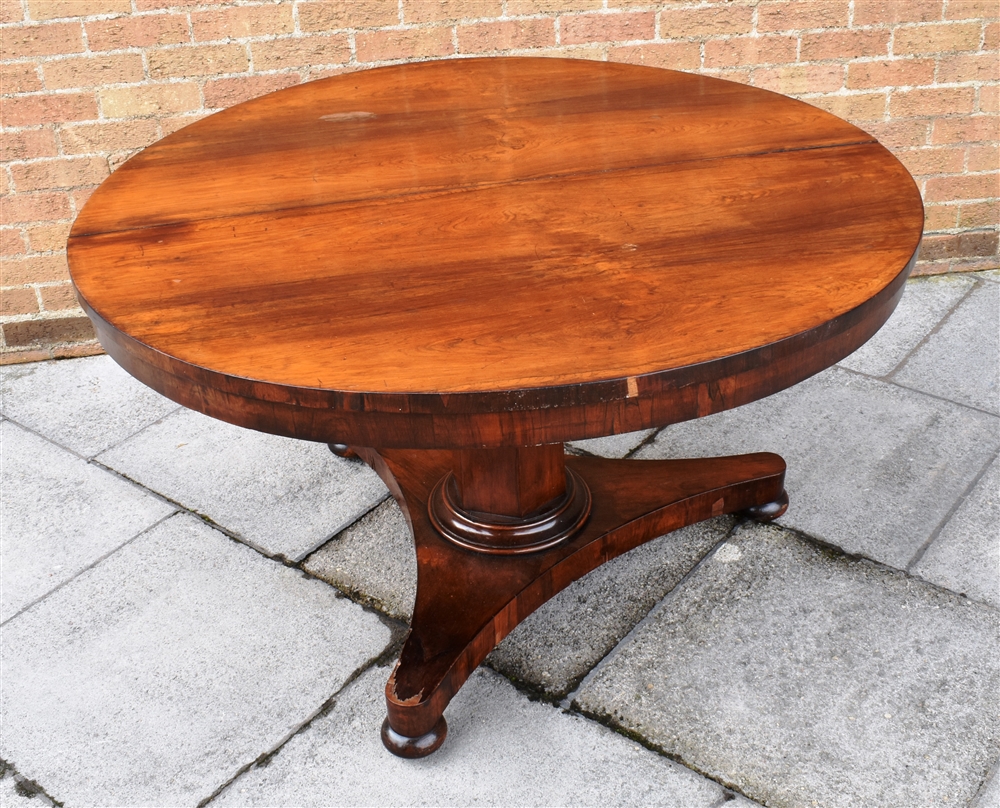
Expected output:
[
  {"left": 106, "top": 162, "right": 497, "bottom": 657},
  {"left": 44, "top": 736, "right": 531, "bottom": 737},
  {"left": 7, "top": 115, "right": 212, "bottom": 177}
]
[{"left": 65, "top": 58, "right": 924, "bottom": 758}]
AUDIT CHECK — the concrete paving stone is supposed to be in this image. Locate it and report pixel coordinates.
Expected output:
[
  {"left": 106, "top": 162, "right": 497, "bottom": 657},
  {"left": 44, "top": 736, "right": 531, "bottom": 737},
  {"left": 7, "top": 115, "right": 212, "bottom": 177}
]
[
  {"left": 567, "top": 429, "right": 656, "bottom": 458},
  {"left": 0, "top": 768, "right": 57, "bottom": 808},
  {"left": 488, "top": 516, "right": 734, "bottom": 698},
  {"left": 306, "top": 497, "right": 734, "bottom": 697},
  {"left": 977, "top": 269, "right": 1000, "bottom": 283},
  {"left": 1, "top": 420, "right": 174, "bottom": 623},
  {"left": 576, "top": 522, "right": 1000, "bottom": 808},
  {"left": 0, "top": 355, "right": 178, "bottom": 457},
  {"left": 974, "top": 767, "right": 1000, "bottom": 808},
  {"left": 894, "top": 281, "right": 1000, "bottom": 414},
  {"left": 97, "top": 407, "right": 388, "bottom": 561},
  {"left": 0, "top": 512, "right": 391, "bottom": 808},
  {"left": 304, "top": 497, "right": 413, "bottom": 620},
  {"left": 635, "top": 366, "right": 1000, "bottom": 569},
  {"left": 913, "top": 455, "right": 1000, "bottom": 608},
  {"left": 838, "top": 274, "right": 975, "bottom": 378},
  {"left": 214, "top": 665, "right": 733, "bottom": 808}
]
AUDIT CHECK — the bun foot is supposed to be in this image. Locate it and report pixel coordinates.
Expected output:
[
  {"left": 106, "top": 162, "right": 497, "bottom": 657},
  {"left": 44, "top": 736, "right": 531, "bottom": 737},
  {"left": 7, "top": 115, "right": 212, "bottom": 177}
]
[
  {"left": 381, "top": 716, "right": 447, "bottom": 758},
  {"left": 742, "top": 489, "right": 789, "bottom": 522},
  {"left": 327, "top": 443, "right": 358, "bottom": 459}
]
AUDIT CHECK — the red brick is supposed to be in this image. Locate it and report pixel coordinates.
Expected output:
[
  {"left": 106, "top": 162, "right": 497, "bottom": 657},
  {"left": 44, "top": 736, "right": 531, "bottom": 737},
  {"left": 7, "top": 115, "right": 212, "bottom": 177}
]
[
  {"left": 896, "top": 146, "right": 965, "bottom": 176},
  {"left": 54, "top": 342, "right": 105, "bottom": 359},
  {"left": 0, "top": 228, "right": 27, "bottom": 256},
  {"left": 11, "top": 157, "right": 108, "bottom": 192},
  {"left": 923, "top": 203, "right": 959, "bottom": 230},
  {"left": 0, "top": 348, "right": 55, "bottom": 365},
  {"left": 250, "top": 35, "right": 351, "bottom": 70},
  {"left": 59, "top": 119, "right": 160, "bottom": 155},
  {"left": 99, "top": 83, "right": 201, "bottom": 117},
  {"left": 25, "top": 220, "right": 71, "bottom": 251},
  {"left": 968, "top": 144, "right": 1000, "bottom": 173},
  {"left": 203, "top": 73, "right": 302, "bottom": 109},
  {"left": 924, "top": 171, "right": 999, "bottom": 202},
  {"left": 299, "top": 0, "right": 398, "bottom": 31},
  {"left": 2, "top": 315, "right": 95, "bottom": 347},
  {"left": 702, "top": 67, "right": 753, "bottom": 86},
  {"left": 980, "top": 84, "right": 1000, "bottom": 114},
  {"left": 2, "top": 0, "right": 26, "bottom": 24},
  {"left": 135, "top": 0, "right": 202, "bottom": 8},
  {"left": 26, "top": 0, "right": 130, "bottom": 19},
  {"left": 911, "top": 258, "right": 952, "bottom": 276},
  {"left": 890, "top": 86, "right": 976, "bottom": 117},
  {"left": 42, "top": 53, "right": 145, "bottom": 90},
  {"left": 959, "top": 199, "right": 1000, "bottom": 228},
  {"left": 753, "top": 64, "right": 844, "bottom": 95},
  {"left": 0, "top": 254, "right": 69, "bottom": 285},
  {"left": 799, "top": 30, "right": 890, "bottom": 62},
  {"left": 853, "top": 0, "right": 943, "bottom": 26},
  {"left": 404, "top": 0, "right": 501, "bottom": 23},
  {"left": 1, "top": 287, "right": 39, "bottom": 316},
  {"left": 191, "top": 4, "right": 294, "bottom": 41},
  {"left": 931, "top": 115, "right": 999, "bottom": 144},
  {"left": 609, "top": 41, "right": 701, "bottom": 71},
  {"left": 919, "top": 230, "right": 999, "bottom": 260},
  {"left": 944, "top": 0, "right": 1000, "bottom": 20},
  {"left": 507, "top": 0, "right": 601, "bottom": 11},
  {"left": 757, "top": 1, "right": 848, "bottom": 32},
  {"left": 862, "top": 120, "right": 931, "bottom": 149},
  {"left": 2, "top": 191, "right": 72, "bottom": 224},
  {"left": 0, "top": 91, "right": 97, "bottom": 126},
  {"left": 936, "top": 53, "right": 1000, "bottom": 83},
  {"left": 560, "top": 12, "right": 654, "bottom": 45},
  {"left": 39, "top": 282, "right": 79, "bottom": 311},
  {"left": 457, "top": 18, "right": 555, "bottom": 53},
  {"left": 1, "top": 128, "right": 58, "bottom": 161},
  {"left": 2, "top": 61, "right": 43, "bottom": 93},
  {"left": 355, "top": 27, "right": 455, "bottom": 62},
  {"left": 808, "top": 92, "right": 887, "bottom": 122},
  {"left": 85, "top": 13, "right": 188, "bottom": 50},
  {"left": 893, "top": 22, "right": 982, "bottom": 55},
  {"left": 158, "top": 112, "right": 210, "bottom": 137},
  {"left": 148, "top": 44, "right": 249, "bottom": 79},
  {"left": 703, "top": 35, "right": 797, "bottom": 69},
  {"left": 71, "top": 187, "right": 95, "bottom": 211},
  {"left": 658, "top": 5, "right": 753, "bottom": 39},
  {"left": 2, "top": 21, "right": 84, "bottom": 58},
  {"left": 846, "top": 58, "right": 936, "bottom": 90},
  {"left": 986, "top": 22, "right": 999, "bottom": 49}
]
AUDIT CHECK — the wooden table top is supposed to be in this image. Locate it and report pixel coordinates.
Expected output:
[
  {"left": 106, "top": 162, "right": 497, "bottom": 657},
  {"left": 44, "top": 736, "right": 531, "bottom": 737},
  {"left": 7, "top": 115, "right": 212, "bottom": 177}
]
[{"left": 68, "top": 57, "right": 924, "bottom": 448}]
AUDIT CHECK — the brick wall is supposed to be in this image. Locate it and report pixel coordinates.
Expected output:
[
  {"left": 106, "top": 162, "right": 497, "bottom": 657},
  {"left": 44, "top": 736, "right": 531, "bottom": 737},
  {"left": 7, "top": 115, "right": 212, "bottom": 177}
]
[{"left": 1, "top": 0, "right": 997, "bottom": 364}]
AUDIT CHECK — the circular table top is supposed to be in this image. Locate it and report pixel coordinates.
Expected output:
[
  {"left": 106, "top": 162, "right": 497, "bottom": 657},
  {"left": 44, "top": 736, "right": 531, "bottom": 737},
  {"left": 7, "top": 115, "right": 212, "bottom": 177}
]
[{"left": 69, "top": 57, "right": 924, "bottom": 448}]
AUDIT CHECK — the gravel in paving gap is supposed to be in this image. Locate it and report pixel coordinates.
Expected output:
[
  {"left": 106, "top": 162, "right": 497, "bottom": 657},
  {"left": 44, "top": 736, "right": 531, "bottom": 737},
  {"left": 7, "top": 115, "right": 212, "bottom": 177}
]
[
  {"left": 0, "top": 355, "right": 179, "bottom": 457},
  {"left": 97, "top": 407, "right": 388, "bottom": 561},
  {"left": 1, "top": 420, "right": 175, "bottom": 622},
  {"left": 213, "top": 665, "right": 733, "bottom": 808},
  {"left": 306, "top": 498, "right": 734, "bottom": 698},
  {"left": 893, "top": 280, "right": 1000, "bottom": 414},
  {"left": 837, "top": 274, "right": 975, "bottom": 378},
  {"left": 912, "top": 455, "right": 1000, "bottom": 608},
  {"left": 636, "top": 366, "right": 1000, "bottom": 569},
  {"left": 575, "top": 522, "right": 1000, "bottom": 808},
  {"left": 0, "top": 513, "right": 392, "bottom": 808}
]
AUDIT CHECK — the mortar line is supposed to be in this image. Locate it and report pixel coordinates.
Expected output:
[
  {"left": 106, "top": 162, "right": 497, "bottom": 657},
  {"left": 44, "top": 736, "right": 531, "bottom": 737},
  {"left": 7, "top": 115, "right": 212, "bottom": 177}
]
[{"left": 905, "top": 450, "right": 998, "bottom": 574}]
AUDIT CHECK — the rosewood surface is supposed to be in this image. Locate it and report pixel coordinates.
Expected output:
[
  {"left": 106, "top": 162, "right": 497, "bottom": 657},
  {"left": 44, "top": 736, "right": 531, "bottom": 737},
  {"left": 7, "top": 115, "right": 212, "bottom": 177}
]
[{"left": 67, "top": 58, "right": 924, "bottom": 758}]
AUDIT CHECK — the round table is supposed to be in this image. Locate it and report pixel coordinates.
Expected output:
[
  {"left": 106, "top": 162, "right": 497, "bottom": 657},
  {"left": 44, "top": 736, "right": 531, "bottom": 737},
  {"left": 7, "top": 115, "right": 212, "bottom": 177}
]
[{"left": 68, "top": 57, "right": 924, "bottom": 758}]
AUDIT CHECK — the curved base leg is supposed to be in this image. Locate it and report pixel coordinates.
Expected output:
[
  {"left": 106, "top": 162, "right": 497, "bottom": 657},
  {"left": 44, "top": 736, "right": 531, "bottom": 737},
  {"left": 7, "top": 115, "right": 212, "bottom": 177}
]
[
  {"left": 356, "top": 447, "right": 787, "bottom": 757},
  {"left": 741, "top": 488, "right": 789, "bottom": 521}
]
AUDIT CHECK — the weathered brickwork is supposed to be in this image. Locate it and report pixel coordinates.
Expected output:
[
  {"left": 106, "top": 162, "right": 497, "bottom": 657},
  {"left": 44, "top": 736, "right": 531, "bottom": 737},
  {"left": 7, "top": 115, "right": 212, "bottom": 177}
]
[{"left": 1, "top": 0, "right": 997, "bottom": 363}]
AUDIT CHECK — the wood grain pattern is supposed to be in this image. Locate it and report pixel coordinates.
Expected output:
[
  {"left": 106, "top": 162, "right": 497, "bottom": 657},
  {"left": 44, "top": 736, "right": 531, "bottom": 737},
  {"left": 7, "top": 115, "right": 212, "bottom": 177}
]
[{"left": 68, "top": 58, "right": 923, "bottom": 449}]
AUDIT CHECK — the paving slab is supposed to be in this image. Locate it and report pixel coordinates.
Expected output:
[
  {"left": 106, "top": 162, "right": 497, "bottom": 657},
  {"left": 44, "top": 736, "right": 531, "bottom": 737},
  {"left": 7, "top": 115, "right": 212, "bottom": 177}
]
[
  {"left": 306, "top": 497, "right": 734, "bottom": 697},
  {"left": 213, "top": 665, "right": 735, "bottom": 808},
  {"left": 838, "top": 274, "right": 975, "bottom": 378},
  {"left": 575, "top": 522, "right": 1000, "bottom": 808},
  {"left": 0, "top": 355, "right": 179, "bottom": 457},
  {"left": 913, "top": 455, "right": 1000, "bottom": 608},
  {"left": 635, "top": 367, "right": 1000, "bottom": 569},
  {"left": 488, "top": 516, "right": 734, "bottom": 698},
  {"left": 977, "top": 269, "right": 1000, "bottom": 283},
  {"left": 894, "top": 280, "right": 1000, "bottom": 414},
  {"left": 97, "top": 407, "right": 388, "bottom": 561},
  {"left": 567, "top": 429, "right": 656, "bottom": 458},
  {"left": 1, "top": 420, "right": 174, "bottom": 623},
  {"left": 0, "top": 769, "right": 56, "bottom": 808},
  {"left": 0, "top": 513, "right": 391, "bottom": 808},
  {"left": 975, "top": 767, "right": 1000, "bottom": 808}
]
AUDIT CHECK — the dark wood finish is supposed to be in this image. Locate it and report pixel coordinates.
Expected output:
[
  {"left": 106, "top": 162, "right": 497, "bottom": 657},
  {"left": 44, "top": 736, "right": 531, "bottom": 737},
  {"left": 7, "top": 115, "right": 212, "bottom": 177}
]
[{"left": 66, "top": 58, "right": 924, "bottom": 758}]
